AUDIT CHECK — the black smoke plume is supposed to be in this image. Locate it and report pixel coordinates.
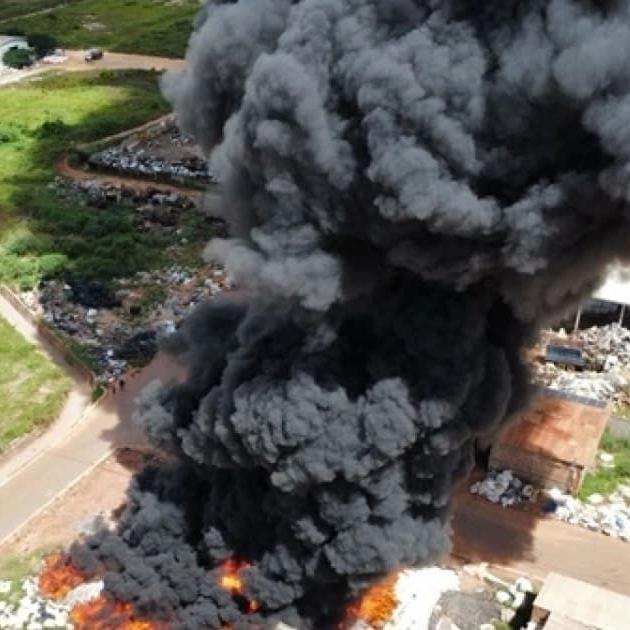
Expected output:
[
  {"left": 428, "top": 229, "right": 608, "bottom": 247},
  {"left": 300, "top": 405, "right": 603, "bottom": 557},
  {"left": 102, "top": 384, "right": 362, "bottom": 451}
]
[{"left": 73, "top": 1, "right": 630, "bottom": 627}]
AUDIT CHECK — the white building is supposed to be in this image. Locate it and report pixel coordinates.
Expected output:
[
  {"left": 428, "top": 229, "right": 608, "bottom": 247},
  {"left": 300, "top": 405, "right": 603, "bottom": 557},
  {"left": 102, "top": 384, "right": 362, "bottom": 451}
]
[{"left": 0, "top": 35, "right": 29, "bottom": 67}]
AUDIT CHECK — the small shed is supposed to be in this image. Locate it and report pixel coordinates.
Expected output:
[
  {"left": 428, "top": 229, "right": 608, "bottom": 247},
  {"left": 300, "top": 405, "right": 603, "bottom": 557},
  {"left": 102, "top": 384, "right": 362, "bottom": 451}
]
[
  {"left": 0, "top": 35, "right": 29, "bottom": 66},
  {"left": 489, "top": 389, "right": 610, "bottom": 494},
  {"left": 532, "top": 572, "right": 630, "bottom": 629}
]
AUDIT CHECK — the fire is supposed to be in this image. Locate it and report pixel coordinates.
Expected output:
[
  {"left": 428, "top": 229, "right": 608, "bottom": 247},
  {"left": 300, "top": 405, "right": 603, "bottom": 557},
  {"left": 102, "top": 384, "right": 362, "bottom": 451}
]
[
  {"left": 218, "top": 558, "right": 260, "bottom": 613},
  {"left": 38, "top": 553, "right": 86, "bottom": 600},
  {"left": 345, "top": 572, "right": 400, "bottom": 629},
  {"left": 71, "top": 595, "right": 164, "bottom": 630},
  {"left": 38, "top": 552, "right": 163, "bottom": 629}
]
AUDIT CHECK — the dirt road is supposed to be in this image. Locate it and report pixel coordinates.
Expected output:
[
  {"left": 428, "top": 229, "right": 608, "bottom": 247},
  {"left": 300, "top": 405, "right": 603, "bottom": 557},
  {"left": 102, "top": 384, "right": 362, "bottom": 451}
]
[
  {"left": 61, "top": 50, "right": 186, "bottom": 72},
  {"left": 55, "top": 155, "right": 202, "bottom": 201},
  {"left": 452, "top": 491, "right": 630, "bottom": 595},
  {"left": 0, "top": 50, "right": 186, "bottom": 87}
]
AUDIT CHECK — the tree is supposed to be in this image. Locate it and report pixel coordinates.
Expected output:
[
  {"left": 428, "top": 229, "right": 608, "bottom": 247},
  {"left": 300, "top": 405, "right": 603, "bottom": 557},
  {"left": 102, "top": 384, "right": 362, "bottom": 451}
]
[
  {"left": 27, "top": 33, "right": 57, "bottom": 58},
  {"left": 2, "top": 48, "right": 33, "bottom": 69}
]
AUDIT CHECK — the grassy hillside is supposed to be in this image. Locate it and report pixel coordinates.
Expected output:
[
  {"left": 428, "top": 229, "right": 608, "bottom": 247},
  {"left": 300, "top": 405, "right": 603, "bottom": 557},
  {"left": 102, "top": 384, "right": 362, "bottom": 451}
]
[
  {"left": 0, "top": 70, "right": 172, "bottom": 288},
  {"left": 0, "top": 0, "right": 83, "bottom": 22},
  {"left": 1, "top": 0, "right": 199, "bottom": 57},
  {"left": 0, "top": 314, "right": 72, "bottom": 451}
]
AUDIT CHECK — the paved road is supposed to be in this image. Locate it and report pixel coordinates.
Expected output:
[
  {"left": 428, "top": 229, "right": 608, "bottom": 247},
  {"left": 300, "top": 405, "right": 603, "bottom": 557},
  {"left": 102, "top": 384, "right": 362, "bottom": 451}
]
[
  {"left": 452, "top": 491, "right": 630, "bottom": 595},
  {"left": 0, "top": 352, "right": 181, "bottom": 546}
]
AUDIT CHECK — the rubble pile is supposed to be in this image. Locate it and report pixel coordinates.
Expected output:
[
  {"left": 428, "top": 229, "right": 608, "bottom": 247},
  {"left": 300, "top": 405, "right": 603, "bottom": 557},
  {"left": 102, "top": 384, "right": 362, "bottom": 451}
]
[
  {"left": 470, "top": 470, "right": 535, "bottom": 507},
  {"left": 58, "top": 177, "right": 197, "bottom": 210},
  {"left": 88, "top": 146, "right": 216, "bottom": 184},
  {"left": 0, "top": 577, "right": 70, "bottom": 629},
  {"left": 24, "top": 267, "right": 231, "bottom": 382},
  {"left": 544, "top": 483, "right": 630, "bottom": 541},
  {"left": 532, "top": 324, "right": 630, "bottom": 405}
]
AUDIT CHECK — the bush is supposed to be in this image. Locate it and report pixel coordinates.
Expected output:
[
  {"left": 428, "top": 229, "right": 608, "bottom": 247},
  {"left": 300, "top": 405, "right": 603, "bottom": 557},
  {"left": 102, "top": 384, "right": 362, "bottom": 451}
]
[
  {"left": 2, "top": 47, "right": 33, "bottom": 69},
  {"left": 27, "top": 33, "right": 57, "bottom": 58}
]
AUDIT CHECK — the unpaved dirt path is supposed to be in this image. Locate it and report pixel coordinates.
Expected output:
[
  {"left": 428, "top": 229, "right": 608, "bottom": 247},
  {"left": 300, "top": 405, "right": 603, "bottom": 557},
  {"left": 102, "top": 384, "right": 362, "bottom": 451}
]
[
  {"left": 55, "top": 155, "right": 202, "bottom": 200},
  {"left": 451, "top": 491, "right": 630, "bottom": 596},
  {"left": 0, "top": 50, "right": 186, "bottom": 87}
]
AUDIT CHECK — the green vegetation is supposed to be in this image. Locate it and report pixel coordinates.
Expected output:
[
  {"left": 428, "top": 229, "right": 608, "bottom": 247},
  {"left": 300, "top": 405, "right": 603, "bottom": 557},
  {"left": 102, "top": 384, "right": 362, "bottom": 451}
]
[
  {"left": 0, "top": 1, "right": 83, "bottom": 22},
  {"left": 2, "top": 48, "right": 34, "bottom": 69},
  {"left": 91, "top": 383, "right": 105, "bottom": 402},
  {"left": 0, "top": 315, "right": 71, "bottom": 451},
  {"left": 27, "top": 32, "right": 58, "bottom": 57},
  {"left": 1, "top": 0, "right": 199, "bottom": 57},
  {"left": 579, "top": 431, "right": 630, "bottom": 499},
  {"left": 0, "top": 70, "right": 171, "bottom": 288}
]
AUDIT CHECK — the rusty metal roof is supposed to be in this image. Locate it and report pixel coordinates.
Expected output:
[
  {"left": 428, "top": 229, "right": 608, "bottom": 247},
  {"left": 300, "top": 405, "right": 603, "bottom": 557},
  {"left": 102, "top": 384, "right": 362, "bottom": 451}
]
[{"left": 496, "top": 390, "right": 610, "bottom": 468}]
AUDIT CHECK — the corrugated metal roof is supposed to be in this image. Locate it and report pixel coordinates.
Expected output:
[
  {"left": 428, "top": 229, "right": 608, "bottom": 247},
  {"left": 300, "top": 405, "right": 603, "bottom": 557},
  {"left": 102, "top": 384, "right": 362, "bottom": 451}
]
[
  {"left": 496, "top": 391, "right": 610, "bottom": 467},
  {"left": 535, "top": 573, "right": 630, "bottom": 630}
]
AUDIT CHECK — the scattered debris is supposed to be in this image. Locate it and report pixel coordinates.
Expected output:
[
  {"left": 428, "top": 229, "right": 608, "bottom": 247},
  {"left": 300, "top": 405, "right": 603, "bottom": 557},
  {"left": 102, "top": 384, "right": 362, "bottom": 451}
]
[
  {"left": 88, "top": 146, "right": 216, "bottom": 185},
  {"left": 23, "top": 266, "right": 232, "bottom": 382},
  {"left": 470, "top": 470, "right": 534, "bottom": 507},
  {"left": 532, "top": 324, "right": 630, "bottom": 405},
  {"left": 543, "top": 485, "right": 630, "bottom": 541},
  {"left": 0, "top": 576, "right": 71, "bottom": 629}
]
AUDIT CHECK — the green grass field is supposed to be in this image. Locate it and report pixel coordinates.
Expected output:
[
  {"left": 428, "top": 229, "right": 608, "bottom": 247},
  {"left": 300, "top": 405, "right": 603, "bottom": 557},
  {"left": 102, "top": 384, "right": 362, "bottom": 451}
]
[
  {"left": 0, "top": 0, "right": 83, "bottom": 22},
  {"left": 0, "top": 70, "right": 173, "bottom": 288},
  {"left": 579, "top": 431, "right": 630, "bottom": 499},
  {"left": 1, "top": 0, "right": 199, "bottom": 57},
  {"left": 0, "top": 315, "right": 72, "bottom": 451}
]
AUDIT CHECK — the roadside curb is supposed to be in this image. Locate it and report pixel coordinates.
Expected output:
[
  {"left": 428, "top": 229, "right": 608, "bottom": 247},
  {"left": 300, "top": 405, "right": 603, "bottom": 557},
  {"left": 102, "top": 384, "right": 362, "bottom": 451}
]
[{"left": 0, "top": 447, "right": 114, "bottom": 549}]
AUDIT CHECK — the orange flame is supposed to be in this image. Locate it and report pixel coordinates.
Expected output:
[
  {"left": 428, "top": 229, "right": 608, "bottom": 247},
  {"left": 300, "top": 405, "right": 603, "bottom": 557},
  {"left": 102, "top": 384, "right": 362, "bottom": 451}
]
[
  {"left": 218, "top": 559, "right": 260, "bottom": 613},
  {"left": 70, "top": 595, "right": 165, "bottom": 630},
  {"left": 38, "top": 553, "right": 87, "bottom": 600},
  {"left": 345, "top": 572, "right": 400, "bottom": 629}
]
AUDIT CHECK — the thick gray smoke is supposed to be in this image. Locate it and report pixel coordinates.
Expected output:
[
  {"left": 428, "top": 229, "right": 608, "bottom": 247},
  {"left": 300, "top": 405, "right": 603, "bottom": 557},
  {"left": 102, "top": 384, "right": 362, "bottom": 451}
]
[{"left": 73, "top": 1, "right": 630, "bottom": 628}]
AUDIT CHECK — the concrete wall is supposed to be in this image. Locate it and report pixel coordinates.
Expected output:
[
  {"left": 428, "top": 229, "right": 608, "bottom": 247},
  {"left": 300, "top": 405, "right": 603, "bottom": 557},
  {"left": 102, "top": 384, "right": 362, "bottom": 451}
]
[{"left": 490, "top": 444, "right": 584, "bottom": 494}]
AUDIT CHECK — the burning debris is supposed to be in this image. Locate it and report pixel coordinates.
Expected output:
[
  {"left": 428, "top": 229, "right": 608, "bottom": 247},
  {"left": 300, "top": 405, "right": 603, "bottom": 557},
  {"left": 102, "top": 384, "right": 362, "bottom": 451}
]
[{"left": 67, "top": 1, "right": 630, "bottom": 628}]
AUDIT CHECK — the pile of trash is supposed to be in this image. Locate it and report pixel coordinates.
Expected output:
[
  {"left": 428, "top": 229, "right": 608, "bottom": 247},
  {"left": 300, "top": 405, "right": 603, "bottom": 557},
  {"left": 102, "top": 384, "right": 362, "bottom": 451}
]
[
  {"left": 56, "top": 177, "right": 197, "bottom": 210},
  {"left": 88, "top": 147, "right": 216, "bottom": 184},
  {"left": 470, "top": 470, "right": 534, "bottom": 507},
  {"left": 544, "top": 482, "right": 630, "bottom": 541},
  {"left": 23, "top": 266, "right": 232, "bottom": 383},
  {"left": 0, "top": 577, "right": 71, "bottom": 629},
  {"left": 532, "top": 324, "right": 630, "bottom": 405},
  {"left": 459, "top": 563, "right": 537, "bottom": 630}
]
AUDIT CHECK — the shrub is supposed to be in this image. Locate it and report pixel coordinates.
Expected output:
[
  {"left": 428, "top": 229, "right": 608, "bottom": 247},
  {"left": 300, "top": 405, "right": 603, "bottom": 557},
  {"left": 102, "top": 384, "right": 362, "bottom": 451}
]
[
  {"left": 2, "top": 47, "right": 33, "bottom": 69},
  {"left": 27, "top": 33, "right": 57, "bottom": 58}
]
